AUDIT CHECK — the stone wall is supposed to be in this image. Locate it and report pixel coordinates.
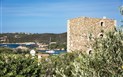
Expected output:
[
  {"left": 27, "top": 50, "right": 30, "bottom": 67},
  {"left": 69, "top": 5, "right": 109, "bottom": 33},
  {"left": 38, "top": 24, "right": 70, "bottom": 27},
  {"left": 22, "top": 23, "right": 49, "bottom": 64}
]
[{"left": 67, "top": 17, "right": 116, "bottom": 52}]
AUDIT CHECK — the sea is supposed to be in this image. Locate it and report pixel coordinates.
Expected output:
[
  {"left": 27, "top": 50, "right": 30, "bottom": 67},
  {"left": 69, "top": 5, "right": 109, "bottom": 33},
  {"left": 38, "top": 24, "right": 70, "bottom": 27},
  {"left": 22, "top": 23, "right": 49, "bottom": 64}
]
[
  {"left": 38, "top": 50, "right": 66, "bottom": 55},
  {"left": 0, "top": 44, "right": 35, "bottom": 48},
  {"left": 0, "top": 44, "right": 66, "bottom": 54}
]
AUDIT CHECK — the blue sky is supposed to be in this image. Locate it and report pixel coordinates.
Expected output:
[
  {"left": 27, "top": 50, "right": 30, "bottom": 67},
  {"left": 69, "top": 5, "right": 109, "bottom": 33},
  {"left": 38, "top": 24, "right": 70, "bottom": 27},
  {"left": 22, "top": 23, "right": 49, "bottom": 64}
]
[{"left": 0, "top": 0, "right": 122, "bottom": 33}]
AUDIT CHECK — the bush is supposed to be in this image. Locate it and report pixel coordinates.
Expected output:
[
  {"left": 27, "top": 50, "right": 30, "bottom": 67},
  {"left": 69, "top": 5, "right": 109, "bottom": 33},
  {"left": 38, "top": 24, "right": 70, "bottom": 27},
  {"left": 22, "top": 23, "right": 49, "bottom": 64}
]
[
  {"left": 91, "top": 31, "right": 123, "bottom": 76},
  {"left": 53, "top": 31, "right": 123, "bottom": 77},
  {"left": 0, "top": 31, "right": 123, "bottom": 77},
  {"left": 0, "top": 54, "right": 41, "bottom": 77}
]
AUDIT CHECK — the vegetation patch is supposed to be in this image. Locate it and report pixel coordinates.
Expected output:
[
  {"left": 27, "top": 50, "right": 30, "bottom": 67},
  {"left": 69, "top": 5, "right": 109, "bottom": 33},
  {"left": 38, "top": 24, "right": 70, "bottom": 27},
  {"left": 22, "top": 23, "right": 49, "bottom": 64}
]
[{"left": 0, "top": 31, "right": 123, "bottom": 77}]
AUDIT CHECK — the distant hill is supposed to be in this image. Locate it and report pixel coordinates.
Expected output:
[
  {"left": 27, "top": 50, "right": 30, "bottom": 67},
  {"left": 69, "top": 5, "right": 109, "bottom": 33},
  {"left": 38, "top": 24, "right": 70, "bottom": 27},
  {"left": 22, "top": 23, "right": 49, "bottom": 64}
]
[{"left": 0, "top": 32, "right": 67, "bottom": 44}]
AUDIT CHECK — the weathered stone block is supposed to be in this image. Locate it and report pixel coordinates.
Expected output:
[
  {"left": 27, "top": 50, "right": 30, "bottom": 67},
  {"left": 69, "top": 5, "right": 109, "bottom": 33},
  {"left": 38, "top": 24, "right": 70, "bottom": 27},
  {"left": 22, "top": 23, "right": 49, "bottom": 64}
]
[{"left": 67, "top": 17, "right": 116, "bottom": 52}]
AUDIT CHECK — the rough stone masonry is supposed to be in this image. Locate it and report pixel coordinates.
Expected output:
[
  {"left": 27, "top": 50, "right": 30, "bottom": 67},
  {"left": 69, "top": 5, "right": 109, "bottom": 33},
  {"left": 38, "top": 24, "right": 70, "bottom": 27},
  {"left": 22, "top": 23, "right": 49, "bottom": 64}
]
[{"left": 67, "top": 17, "right": 116, "bottom": 53}]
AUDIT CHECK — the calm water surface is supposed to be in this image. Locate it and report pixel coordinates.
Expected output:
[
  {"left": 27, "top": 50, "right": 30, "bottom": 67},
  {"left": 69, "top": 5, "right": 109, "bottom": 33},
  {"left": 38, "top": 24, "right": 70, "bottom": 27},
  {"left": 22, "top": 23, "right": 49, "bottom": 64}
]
[{"left": 0, "top": 44, "right": 67, "bottom": 54}]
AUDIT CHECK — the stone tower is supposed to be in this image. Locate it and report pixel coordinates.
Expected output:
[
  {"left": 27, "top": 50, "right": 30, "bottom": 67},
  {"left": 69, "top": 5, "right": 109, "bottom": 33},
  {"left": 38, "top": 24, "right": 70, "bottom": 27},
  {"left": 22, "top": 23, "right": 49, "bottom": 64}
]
[{"left": 67, "top": 17, "right": 116, "bottom": 52}]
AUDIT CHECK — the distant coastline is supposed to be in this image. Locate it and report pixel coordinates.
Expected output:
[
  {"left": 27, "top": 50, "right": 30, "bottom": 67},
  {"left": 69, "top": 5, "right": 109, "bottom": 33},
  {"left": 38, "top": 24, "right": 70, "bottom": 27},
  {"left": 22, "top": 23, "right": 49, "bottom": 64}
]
[{"left": 1, "top": 42, "right": 35, "bottom": 44}]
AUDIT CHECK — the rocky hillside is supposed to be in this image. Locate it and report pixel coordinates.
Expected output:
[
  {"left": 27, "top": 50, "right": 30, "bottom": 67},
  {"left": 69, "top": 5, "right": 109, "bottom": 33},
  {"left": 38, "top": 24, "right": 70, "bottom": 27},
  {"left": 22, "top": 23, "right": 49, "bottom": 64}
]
[{"left": 0, "top": 32, "right": 67, "bottom": 44}]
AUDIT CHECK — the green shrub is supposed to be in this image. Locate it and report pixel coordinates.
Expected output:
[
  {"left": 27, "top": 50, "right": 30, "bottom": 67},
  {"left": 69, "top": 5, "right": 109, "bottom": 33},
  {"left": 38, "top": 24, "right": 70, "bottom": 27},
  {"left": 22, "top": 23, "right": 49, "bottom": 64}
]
[
  {"left": 53, "top": 31, "right": 123, "bottom": 77},
  {"left": 0, "top": 31, "right": 123, "bottom": 77}
]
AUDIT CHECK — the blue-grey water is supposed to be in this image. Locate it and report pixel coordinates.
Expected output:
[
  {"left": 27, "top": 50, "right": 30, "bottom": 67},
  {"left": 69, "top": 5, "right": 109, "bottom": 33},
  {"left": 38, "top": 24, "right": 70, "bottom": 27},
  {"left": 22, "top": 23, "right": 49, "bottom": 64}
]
[
  {"left": 38, "top": 50, "right": 66, "bottom": 54},
  {"left": 0, "top": 44, "right": 66, "bottom": 54},
  {"left": 0, "top": 44, "right": 35, "bottom": 48}
]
